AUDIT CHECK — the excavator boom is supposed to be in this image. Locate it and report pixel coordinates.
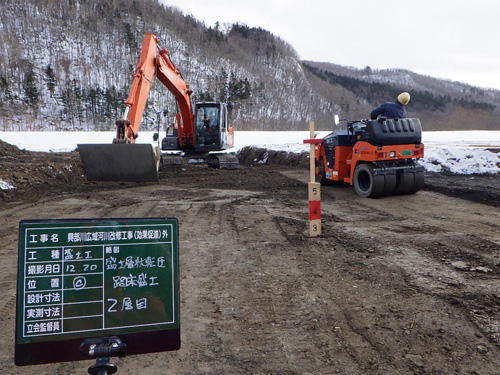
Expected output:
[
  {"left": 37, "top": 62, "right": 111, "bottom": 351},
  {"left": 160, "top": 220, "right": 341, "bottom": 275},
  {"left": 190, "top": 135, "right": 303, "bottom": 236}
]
[{"left": 119, "top": 34, "right": 194, "bottom": 145}]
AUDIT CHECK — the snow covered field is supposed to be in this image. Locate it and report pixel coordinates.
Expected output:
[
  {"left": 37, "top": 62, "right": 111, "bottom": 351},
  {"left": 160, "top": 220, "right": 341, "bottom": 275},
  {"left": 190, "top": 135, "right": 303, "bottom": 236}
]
[{"left": 1, "top": 130, "right": 500, "bottom": 180}]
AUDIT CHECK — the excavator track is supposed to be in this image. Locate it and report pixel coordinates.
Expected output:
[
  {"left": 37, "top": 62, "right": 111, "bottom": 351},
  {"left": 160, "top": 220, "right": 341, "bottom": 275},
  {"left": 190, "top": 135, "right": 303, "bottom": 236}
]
[
  {"left": 161, "top": 153, "right": 239, "bottom": 170},
  {"left": 206, "top": 154, "right": 239, "bottom": 169}
]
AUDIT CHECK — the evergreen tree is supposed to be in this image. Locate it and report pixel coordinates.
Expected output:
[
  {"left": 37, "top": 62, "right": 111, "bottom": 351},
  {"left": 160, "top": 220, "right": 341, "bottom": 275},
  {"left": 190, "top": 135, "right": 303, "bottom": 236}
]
[
  {"left": 59, "top": 84, "right": 76, "bottom": 124},
  {"left": 229, "top": 75, "right": 251, "bottom": 100},
  {"left": 44, "top": 64, "right": 57, "bottom": 98},
  {"left": 217, "top": 68, "right": 229, "bottom": 103},
  {"left": 0, "top": 75, "right": 14, "bottom": 103},
  {"left": 22, "top": 68, "right": 40, "bottom": 107},
  {"left": 104, "top": 86, "right": 125, "bottom": 120},
  {"left": 198, "top": 90, "right": 215, "bottom": 102},
  {"left": 71, "top": 79, "right": 85, "bottom": 121},
  {"left": 85, "top": 86, "right": 104, "bottom": 115},
  {"left": 124, "top": 22, "right": 136, "bottom": 50}
]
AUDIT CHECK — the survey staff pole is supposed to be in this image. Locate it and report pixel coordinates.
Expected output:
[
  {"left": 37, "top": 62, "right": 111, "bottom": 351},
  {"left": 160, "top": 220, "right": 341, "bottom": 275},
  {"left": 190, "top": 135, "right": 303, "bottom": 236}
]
[{"left": 303, "top": 122, "right": 322, "bottom": 237}]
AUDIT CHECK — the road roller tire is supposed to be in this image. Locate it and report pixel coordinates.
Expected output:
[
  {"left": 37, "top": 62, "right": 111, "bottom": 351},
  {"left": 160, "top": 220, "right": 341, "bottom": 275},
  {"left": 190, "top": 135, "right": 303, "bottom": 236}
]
[
  {"left": 409, "top": 170, "right": 425, "bottom": 194},
  {"left": 353, "top": 163, "right": 384, "bottom": 198},
  {"left": 394, "top": 170, "right": 415, "bottom": 195},
  {"left": 380, "top": 173, "right": 397, "bottom": 196}
]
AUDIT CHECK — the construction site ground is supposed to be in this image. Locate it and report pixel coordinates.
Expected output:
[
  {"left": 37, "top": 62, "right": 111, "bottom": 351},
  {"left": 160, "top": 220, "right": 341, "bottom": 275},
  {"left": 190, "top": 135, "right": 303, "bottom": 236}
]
[{"left": 0, "top": 141, "right": 499, "bottom": 375}]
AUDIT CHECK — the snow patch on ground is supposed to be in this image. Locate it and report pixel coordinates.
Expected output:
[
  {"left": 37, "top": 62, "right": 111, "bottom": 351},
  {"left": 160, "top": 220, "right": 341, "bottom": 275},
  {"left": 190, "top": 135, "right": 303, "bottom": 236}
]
[
  {"left": 0, "top": 180, "right": 15, "bottom": 190},
  {"left": 421, "top": 147, "right": 500, "bottom": 174}
]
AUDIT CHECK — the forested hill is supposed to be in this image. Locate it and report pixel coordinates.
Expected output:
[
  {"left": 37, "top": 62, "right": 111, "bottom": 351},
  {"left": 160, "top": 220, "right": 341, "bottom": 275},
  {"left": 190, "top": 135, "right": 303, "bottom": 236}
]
[
  {"left": 1, "top": 0, "right": 499, "bottom": 132},
  {"left": 303, "top": 62, "right": 500, "bottom": 130}
]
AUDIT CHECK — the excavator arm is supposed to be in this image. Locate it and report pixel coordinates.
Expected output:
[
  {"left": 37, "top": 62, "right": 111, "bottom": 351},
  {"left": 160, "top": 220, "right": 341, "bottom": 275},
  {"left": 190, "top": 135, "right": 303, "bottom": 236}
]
[{"left": 116, "top": 33, "right": 194, "bottom": 146}]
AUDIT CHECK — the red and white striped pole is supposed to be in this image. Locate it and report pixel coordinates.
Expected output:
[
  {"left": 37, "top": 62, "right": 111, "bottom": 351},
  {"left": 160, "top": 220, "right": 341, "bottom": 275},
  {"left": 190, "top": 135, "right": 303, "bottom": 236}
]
[{"left": 304, "top": 121, "right": 321, "bottom": 237}]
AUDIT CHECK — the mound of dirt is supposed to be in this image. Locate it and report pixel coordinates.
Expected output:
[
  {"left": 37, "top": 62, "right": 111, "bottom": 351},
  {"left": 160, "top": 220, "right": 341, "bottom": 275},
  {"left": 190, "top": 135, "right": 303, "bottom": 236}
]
[
  {"left": 424, "top": 172, "right": 500, "bottom": 208},
  {"left": 0, "top": 139, "right": 23, "bottom": 156},
  {"left": 237, "top": 146, "right": 310, "bottom": 168},
  {"left": 0, "top": 140, "right": 88, "bottom": 203}
]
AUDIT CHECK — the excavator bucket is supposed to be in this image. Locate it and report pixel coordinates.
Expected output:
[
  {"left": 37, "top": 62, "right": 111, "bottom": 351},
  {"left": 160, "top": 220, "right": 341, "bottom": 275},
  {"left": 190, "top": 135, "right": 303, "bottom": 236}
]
[{"left": 78, "top": 144, "right": 160, "bottom": 182}]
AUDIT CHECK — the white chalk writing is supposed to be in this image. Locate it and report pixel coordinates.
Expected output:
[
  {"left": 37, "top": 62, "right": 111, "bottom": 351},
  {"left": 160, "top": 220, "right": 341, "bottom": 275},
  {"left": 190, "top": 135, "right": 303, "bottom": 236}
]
[
  {"left": 107, "top": 298, "right": 148, "bottom": 313},
  {"left": 67, "top": 229, "right": 166, "bottom": 243},
  {"left": 106, "top": 256, "right": 166, "bottom": 270},
  {"left": 26, "top": 292, "right": 61, "bottom": 304},
  {"left": 112, "top": 273, "right": 159, "bottom": 288},
  {"left": 26, "top": 321, "right": 60, "bottom": 333}
]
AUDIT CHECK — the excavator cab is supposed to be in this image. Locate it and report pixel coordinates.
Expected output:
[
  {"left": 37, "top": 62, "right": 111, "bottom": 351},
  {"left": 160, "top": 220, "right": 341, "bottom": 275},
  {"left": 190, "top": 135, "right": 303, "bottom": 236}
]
[
  {"left": 193, "top": 102, "right": 232, "bottom": 152},
  {"left": 161, "top": 102, "right": 233, "bottom": 152}
]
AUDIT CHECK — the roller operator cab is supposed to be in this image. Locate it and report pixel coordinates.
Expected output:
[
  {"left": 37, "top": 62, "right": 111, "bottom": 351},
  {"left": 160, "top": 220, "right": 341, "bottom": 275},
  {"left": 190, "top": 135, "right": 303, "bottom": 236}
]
[
  {"left": 161, "top": 102, "right": 232, "bottom": 152},
  {"left": 315, "top": 116, "right": 425, "bottom": 198}
]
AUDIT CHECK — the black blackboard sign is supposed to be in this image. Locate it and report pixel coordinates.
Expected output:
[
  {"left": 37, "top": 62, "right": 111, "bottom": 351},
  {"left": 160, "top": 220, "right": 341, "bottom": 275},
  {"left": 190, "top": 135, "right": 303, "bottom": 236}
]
[{"left": 15, "top": 218, "right": 180, "bottom": 366}]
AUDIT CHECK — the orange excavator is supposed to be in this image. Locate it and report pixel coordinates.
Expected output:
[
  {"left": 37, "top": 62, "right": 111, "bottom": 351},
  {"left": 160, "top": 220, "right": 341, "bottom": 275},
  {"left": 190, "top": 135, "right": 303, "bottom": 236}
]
[{"left": 78, "top": 33, "right": 236, "bottom": 182}]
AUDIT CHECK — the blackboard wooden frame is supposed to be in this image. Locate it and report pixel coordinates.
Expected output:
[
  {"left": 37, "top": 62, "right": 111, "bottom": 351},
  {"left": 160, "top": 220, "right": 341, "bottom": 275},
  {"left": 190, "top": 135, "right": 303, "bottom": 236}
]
[{"left": 15, "top": 217, "right": 180, "bottom": 366}]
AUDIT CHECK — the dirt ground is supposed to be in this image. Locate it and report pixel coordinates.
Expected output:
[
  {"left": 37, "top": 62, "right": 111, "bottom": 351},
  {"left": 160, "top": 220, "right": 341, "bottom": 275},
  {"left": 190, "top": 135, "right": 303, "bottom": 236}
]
[{"left": 0, "top": 141, "right": 499, "bottom": 374}]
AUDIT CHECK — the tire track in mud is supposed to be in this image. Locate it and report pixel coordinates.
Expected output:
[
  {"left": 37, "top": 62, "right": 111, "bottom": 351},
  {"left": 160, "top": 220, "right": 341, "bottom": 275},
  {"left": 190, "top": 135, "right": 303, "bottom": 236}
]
[
  {"left": 132, "top": 190, "right": 272, "bottom": 374},
  {"left": 323, "top": 195, "right": 500, "bottom": 348},
  {"left": 231, "top": 202, "right": 338, "bottom": 373},
  {"left": 227, "top": 197, "right": 397, "bottom": 373},
  {"left": 283, "top": 231, "right": 499, "bottom": 374},
  {"left": 282, "top": 170, "right": 500, "bottom": 360},
  {"left": 183, "top": 200, "right": 290, "bottom": 374},
  {"left": 240, "top": 184, "right": 500, "bottom": 373},
  {"left": 332, "top": 194, "right": 500, "bottom": 347},
  {"left": 163, "top": 192, "right": 351, "bottom": 373},
  {"left": 227, "top": 201, "right": 309, "bottom": 372}
]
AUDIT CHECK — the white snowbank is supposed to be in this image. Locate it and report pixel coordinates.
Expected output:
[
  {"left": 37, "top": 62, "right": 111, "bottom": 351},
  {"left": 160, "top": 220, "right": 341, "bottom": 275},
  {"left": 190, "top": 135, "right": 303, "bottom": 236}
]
[
  {"left": 420, "top": 147, "right": 500, "bottom": 174},
  {"left": 1, "top": 130, "right": 499, "bottom": 190}
]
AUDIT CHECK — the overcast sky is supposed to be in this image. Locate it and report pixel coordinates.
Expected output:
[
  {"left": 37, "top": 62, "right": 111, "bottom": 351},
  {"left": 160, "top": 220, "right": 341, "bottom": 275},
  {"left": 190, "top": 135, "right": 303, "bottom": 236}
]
[{"left": 161, "top": 0, "right": 500, "bottom": 91}]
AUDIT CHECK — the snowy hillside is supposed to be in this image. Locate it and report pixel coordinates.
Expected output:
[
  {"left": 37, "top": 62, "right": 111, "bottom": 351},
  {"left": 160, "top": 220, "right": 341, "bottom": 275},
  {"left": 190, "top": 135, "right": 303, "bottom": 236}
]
[
  {"left": 0, "top": 0, "right": 335, "bottom": 132},
  {"left": 2, "top": 0, "right": 500, "bottom": 134}
]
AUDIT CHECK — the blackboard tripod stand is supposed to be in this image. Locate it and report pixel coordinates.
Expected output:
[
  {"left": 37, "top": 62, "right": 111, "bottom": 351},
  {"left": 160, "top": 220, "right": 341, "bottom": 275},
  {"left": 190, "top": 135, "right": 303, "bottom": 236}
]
[{"left": 79, "top": 336, "right": 127, "bottom": 375}]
